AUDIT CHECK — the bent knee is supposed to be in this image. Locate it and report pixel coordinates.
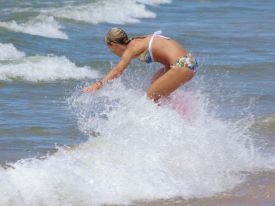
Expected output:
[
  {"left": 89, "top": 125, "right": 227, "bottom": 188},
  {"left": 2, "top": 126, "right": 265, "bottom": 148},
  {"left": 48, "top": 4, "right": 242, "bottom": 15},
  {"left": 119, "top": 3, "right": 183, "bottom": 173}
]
[{"left": 147, "top": 89, "right": 164, "bottom": 102}]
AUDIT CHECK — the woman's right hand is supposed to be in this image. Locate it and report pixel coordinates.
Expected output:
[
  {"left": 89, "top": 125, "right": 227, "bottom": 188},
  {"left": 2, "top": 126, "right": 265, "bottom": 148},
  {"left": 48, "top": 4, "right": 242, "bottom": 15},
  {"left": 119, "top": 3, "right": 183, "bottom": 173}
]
[
  {"left": 83, "top": 81, "right": 103, "bottom": 93},
  {"left": 82, "top": 86, "right": 94, "bottom": 93}
]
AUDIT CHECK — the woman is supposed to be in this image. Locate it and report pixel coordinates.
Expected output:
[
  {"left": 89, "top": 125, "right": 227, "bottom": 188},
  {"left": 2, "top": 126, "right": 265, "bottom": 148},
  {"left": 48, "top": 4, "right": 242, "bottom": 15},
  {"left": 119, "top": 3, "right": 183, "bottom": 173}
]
[{"left": 83, "top": 28, "right": 198, "bottom": 102}]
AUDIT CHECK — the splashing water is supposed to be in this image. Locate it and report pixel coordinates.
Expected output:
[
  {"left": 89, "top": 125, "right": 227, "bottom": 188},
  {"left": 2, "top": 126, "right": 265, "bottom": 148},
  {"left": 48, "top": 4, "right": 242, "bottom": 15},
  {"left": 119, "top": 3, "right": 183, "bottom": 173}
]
[{"left": 0, "top": 74, "right": 271, "bottom": 205}]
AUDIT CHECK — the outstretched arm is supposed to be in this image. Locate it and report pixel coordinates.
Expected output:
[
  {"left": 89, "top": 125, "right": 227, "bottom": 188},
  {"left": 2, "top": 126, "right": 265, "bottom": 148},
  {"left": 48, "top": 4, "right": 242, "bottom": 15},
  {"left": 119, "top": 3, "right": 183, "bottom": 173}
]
[{"left": 83, "top": 50, "right": 133, "bottom": 93}]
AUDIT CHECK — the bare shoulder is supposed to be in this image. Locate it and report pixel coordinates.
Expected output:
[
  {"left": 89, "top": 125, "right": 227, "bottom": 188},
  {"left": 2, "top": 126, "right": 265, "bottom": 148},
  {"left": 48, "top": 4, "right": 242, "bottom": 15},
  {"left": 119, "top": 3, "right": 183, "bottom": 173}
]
[{"left": 128, "top": 37, "right": 149, "bottom": 57}]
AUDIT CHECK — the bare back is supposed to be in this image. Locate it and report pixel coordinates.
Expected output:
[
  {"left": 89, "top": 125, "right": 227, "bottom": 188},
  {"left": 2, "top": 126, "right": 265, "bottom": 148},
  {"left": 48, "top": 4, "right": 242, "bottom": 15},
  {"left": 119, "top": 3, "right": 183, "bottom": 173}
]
[
  {"left": 129, "top": 35, "right": 188, "bottom": 67},
  {"left": 152, "top": 37, "right": 188, "bottom": 67}
]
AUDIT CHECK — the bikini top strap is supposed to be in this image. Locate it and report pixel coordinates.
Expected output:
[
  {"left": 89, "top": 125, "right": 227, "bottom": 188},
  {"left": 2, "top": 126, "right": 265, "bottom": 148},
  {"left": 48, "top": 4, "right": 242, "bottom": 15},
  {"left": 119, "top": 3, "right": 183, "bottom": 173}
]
[
  {"left": 148, "top": 31, "right": 161, "bottom": 62},
  {"left": 154, "top": 30, "right": 170, "bottom": 39},
  {"left": 148, "top": 30, "right": 169, "bottom": 62}
]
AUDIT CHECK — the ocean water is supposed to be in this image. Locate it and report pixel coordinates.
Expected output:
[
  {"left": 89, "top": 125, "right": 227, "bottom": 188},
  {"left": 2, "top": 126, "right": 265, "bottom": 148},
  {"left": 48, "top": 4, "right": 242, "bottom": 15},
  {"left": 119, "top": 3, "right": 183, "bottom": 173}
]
[{"left": 0, "top": 0, "right": 275, "bottom": 205}]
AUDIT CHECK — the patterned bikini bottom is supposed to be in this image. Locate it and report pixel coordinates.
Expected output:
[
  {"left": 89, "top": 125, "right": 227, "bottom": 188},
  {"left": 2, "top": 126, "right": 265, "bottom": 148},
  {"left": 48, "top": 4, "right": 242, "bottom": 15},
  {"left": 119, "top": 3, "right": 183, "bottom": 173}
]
[{"left": 171, "top": 53, "right": 198, "bottom": 73}]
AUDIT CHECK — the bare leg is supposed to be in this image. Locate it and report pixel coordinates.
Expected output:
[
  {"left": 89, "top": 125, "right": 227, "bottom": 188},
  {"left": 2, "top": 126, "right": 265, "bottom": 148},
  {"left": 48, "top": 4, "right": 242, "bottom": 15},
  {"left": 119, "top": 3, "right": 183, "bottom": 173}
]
[
  {"left": 151, "top": 67, "right": 169, "bottom": 84},
  {"left": 147, "top": 66, "right": 195, "bottom": 102}
]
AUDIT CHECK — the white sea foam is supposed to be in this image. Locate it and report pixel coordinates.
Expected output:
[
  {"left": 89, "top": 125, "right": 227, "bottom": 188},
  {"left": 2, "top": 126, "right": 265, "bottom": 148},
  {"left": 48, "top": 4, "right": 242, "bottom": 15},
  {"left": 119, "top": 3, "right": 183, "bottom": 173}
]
[
  {"left": 0, "top": 0, "right": 171, "bottom": 39},
  {"left": 49, "top": 0, "right": 154, "bottom": 24},
  {"left": 0, "top": 78, "right": 273, "bottom": 205},
  {"left": 0, "top": 15, "right": 68, "bottom": 39},
  {"left": 0, "top": 43, "right": 25, "bottom": 61},
  {"left": 0, "top": 55, "right": 99, "bottom": 82},
  {"left": 47, "top": 0, "right": 171, "bottom": 24},
  {"left": 137, "top": 0, "right": 172, "bottom": 5}
]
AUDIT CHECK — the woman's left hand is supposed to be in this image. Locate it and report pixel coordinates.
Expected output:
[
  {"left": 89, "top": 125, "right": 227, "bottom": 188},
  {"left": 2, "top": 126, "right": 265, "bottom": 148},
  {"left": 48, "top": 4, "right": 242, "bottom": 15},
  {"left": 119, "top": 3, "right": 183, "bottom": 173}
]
[{"left": 83, "top": 81, "right": 102, "bottom": 93}]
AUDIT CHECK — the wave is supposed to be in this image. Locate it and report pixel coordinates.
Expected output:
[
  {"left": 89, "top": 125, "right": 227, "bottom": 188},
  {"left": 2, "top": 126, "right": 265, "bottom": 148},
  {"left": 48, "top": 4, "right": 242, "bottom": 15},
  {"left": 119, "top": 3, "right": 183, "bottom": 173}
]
[
  {"left": 0, "top": 43, "right": 25, "bottom": 61},
  {"left": 48, "top": 0, "right": 156, "bottom": 24},
  {"left": 0, "top": 55, "right": 99, "bottom": 82},
  {"left": 137, "top": 0, "right": 172, "bottom": 5},
  {"left": 28, "top": 0, "right": 172, "bottom": 25},
  {"left": 0, "top": 76, "right": 274, "bottom": 205},
  {"left": 0, "top": 15, "right": 68, "bottom": 39},
  {"left": 0, "top": 0, "right": 171, "bottom": 39}
]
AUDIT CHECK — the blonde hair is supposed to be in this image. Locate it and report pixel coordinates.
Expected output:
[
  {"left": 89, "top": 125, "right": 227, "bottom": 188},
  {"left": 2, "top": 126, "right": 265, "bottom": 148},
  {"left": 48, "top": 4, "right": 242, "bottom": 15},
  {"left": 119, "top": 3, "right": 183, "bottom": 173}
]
[{"left": 105, "top": 27, "right": 131, "bottom": 46}]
